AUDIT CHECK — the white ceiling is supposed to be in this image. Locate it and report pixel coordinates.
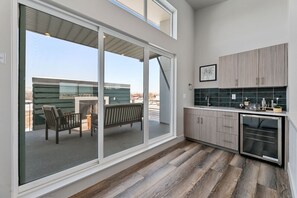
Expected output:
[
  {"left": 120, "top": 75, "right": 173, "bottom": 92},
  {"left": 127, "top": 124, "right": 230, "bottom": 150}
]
[{"left": 186, "top": 0, "right": 227, "bottom": 10}]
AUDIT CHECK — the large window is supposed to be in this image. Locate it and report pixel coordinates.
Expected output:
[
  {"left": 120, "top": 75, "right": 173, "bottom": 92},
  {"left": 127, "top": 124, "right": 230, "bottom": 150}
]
[
  {"left": 111, "top": 0, "right": 177, "bottom": 38},
  {"left": 18, "top": 3, "right": 175, "bottom": 191}
]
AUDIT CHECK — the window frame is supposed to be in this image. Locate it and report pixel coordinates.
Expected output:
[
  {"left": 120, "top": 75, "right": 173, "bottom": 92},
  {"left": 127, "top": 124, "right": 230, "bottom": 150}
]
[{"left": 110, "top": 0, "right": 177, "bottom": 39}]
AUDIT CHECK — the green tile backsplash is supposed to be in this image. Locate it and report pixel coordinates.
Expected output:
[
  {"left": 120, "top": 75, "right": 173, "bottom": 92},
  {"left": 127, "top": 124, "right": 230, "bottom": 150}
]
[{"left": 194, "top": 87, "right": 287, "bottom": 110}]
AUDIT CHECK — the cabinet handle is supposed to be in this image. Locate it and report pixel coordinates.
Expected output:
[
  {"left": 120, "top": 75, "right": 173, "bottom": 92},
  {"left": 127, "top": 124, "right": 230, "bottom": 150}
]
[
  {"left": 223, "top": 125, "right": 233, "bottom": 128},
  {"left": 201, "top": 117, "right": 203, "bottom": 124},
  {"left": 197, "top": 117, "right": 200, "bottom": 124},
  {"left": 223, "top": 140, "right": 232, "bottom": 144},
  {"left": 261, "top": 77, "right": 264, "bottom": 85},
  {"left": 223, "top": 115, "right": 233, "bottom": 118},
  {"left": 256, "top": 77, "right": 259, "bottom": 85},
  {"left": 235, "top": 79, "right": 238, "bottom": 86}
]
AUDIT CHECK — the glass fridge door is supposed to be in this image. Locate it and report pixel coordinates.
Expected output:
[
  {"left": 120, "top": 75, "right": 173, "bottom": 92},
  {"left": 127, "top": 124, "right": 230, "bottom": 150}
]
[{"left": 240, "top": 114, "right": 282, "bottom": 165}]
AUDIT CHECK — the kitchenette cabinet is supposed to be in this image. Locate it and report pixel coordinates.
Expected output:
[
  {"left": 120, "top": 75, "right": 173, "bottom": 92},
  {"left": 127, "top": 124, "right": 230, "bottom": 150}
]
[
  {"left": 184, "top": 108, "right": 217, "bottom": 145},
  {"left": 258, "top": 44, "right": 287, "bottom": 87},
  {"left": 219, "top": 54, "right": 238, "bottom": 88},
  {"left": 237, "top": 49, "right": 259, "bottom": 87},
  {"left": 218, "top": 43, "right": 288, "bottom": 88},
  {"left": 184, "top": 108, "right": 238, "bottom": 151}
]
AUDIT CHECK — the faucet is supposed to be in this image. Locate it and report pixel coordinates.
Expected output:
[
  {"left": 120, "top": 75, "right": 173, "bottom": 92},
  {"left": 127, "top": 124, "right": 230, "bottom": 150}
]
[{"left": 205, "top": 96, "right": 211, "bottom": 106}]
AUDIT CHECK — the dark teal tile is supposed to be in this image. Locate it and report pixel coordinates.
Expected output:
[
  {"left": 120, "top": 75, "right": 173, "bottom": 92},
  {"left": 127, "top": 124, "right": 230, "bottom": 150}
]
[
  {"left": 231, "top": 88, "right": 243, "bottom": 92},
  {"left": 219, "top": 89, "right": 231, "bottom": 93},
  {"left": 274, "top": 92, "right": 286, "bottom": 99},
  {"left": 243, "top": 92, "right": 257, "bottom": 98},
  {"left": 274, "top": 87, "right": 287, "bottom": 92},
  {"left": 258, "top": 92, "right": 273, "bottom": 99},
  {"left": 243, "top": 88, "right": 258, "bottom": 93},
  {"left": 209, "top": 92, "right": 219, "bottom": 98},
  {"left": 220, "top": 102, "right": 230, "bottom": 107},
  {"left": 219, "top": 97, "right": 230, "bottom": 103},
  {"left": 258, "top": 87, "right": 273, "bottom": 92},
  {"left": 209, "top": 88, "right": 219, "bottom": 92}
]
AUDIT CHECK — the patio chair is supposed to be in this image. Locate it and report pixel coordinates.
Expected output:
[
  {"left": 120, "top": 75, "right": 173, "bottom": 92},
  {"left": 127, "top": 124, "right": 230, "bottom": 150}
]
[{"left": 42, "top": 105, "right": 82, "bottom": 144}]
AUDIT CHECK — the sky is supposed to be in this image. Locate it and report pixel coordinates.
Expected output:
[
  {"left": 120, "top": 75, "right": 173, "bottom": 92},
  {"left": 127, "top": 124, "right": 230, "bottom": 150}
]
[{"left": 26, "top": 31, "right": 160, "bottom": 94}]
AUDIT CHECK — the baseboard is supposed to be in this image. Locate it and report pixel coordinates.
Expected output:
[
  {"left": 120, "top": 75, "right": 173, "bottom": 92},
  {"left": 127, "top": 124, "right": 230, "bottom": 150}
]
[{"left": 288, "top": 162, "right": 296, "bottom": 198}]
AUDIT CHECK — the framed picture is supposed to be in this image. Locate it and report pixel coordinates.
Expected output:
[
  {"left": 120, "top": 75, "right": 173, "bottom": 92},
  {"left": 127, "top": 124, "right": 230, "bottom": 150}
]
[{"left": 199, "top": 64, "right": 217, "bottom": 82}]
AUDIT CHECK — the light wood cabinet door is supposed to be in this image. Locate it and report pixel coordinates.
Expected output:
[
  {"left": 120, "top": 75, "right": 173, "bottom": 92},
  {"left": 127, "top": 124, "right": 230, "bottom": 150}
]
[
  {"left": 184, "top": 109, "right": 199, "bottom": 139},
  {"left": 273, "top": 43, "right": 287, "bottom": 86},
  {"left": 199, "top": 116, "right": 217, "bottom": 145},
  {"left": 259, "top": 44, "right": 287, "bottom": 87},
  {"left": 219, "top": 54, "right": 238, "bottom": 88},
  {"left": 237, "top": 49, "right": 259, "bottom": 87}
]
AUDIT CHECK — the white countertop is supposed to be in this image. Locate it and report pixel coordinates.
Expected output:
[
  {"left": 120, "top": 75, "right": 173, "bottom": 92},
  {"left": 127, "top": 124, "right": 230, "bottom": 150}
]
[{"left": 185, "top": 106, "right": 287, "bottom": 117}]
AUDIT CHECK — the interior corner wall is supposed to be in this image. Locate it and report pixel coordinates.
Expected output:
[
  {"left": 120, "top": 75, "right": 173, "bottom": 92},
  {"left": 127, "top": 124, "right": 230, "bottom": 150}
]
[
  {"left": 0, "top": 0, "right": 12, "bottom": 197},
  {"left": 193, "top": 0, "right": 289, "bottom": 88},
  {"left": 288, "top": 0, "right": 297, "bottom": 196}
]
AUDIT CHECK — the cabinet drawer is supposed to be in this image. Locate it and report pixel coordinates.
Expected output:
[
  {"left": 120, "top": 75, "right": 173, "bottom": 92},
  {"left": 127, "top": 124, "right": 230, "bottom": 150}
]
[
  {"left": 199, "top": 109, "right": 217, "bottom": 117},
  {"left": 184, "top": 108, "right": 198, "bottom": 115},
  {"left": 217, "top": 118, "right": 239, "bottom": 135},
  {"left": 216, "top": 132, "right": 238, "bottom": 151},
  {"left": 217, "top": 111, "right": 238, "bottom": 119}
]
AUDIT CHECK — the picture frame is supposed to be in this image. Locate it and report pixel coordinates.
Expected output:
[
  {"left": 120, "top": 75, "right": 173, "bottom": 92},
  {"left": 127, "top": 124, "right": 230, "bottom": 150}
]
[{"left": 199, "top": 64, "right": 217, "bottom": 82}]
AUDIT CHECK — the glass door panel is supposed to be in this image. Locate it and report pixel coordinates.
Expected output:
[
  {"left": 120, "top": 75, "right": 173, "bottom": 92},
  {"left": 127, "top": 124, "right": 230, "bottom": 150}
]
[
  {"left": 103, "top": 33, "right": 144, "bottom": 157},
  {"left": 148, "top": 51, "right": 171, "bottom": 139},
  {"left": 19, "top": 5, "right": 98, "bottom": 184}
]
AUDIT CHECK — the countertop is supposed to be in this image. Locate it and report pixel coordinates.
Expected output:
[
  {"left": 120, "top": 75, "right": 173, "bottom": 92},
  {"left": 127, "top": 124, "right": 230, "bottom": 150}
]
[{"left": 185, "top": 106, "right": 287, "bottom": 117}]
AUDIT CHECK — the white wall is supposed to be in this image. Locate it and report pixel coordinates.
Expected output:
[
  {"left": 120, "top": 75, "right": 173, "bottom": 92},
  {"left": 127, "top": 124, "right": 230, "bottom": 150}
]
[
  {"left": 0, "top": 0, "right": 13, "bottom": 197},
  {"left": 193, "top": 0, "right": 289, "bottom": 88},
  {"left": 0, "top": 0, "right": 194, "bottom": 197},
  {"left": 288, "top": 0, "right": 297, "bottom": 196}
]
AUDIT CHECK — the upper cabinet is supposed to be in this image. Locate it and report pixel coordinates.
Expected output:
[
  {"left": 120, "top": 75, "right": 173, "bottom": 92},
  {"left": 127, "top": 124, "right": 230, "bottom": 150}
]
[
  {"left": 219, "top": 54, "right": 238, "bottom": 88},
  {"left": 219, "top": 43, "right": 288, "bottom": 88},
  {"left": 237, "top": 49, "right": 259, "bottom": 88},
  {"left": 259, "top": 44, "right": 288, "bottom": 87}
]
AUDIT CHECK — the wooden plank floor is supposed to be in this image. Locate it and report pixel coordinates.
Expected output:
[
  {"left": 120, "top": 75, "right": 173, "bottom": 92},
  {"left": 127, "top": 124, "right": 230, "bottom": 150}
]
[{"left": 72, "top": 141, "right": 292, "bottom": 198}]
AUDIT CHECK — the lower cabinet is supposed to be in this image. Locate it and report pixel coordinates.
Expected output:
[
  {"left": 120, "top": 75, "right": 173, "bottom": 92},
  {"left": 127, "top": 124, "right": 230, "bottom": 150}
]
[
  {"left": 184, "top": 108, "right": 217, "bottom": 144},
  {"left": 184, "top": 108, "right": 239, "bottom": 151}
]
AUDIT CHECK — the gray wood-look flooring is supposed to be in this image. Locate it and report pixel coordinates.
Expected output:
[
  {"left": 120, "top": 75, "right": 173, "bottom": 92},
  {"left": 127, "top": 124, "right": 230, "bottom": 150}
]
[{"left": 72, "top": 141, "right": 292, "bottom": 198}]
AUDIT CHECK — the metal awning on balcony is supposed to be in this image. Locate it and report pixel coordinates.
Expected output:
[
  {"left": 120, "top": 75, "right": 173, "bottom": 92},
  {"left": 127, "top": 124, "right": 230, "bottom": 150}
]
[{"left": 25, "top": 6, "right": 159, "bottom": 61}]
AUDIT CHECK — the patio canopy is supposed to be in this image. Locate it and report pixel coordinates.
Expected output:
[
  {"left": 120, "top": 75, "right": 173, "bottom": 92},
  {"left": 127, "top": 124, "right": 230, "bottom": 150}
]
[{"left": 25, "top": 6, "right": 159, "bottom": 61}]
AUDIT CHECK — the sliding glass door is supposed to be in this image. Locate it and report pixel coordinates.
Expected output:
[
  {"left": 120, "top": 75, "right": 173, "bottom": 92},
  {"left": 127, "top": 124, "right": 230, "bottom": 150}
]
[{"left": 18, "top": 3, "right": 175, "bottom": 187}]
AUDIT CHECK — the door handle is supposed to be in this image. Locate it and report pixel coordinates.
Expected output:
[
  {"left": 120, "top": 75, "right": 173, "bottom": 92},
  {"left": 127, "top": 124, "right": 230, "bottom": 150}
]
[
  {"left": 235, "top": 79, "right": 238, "bottom": 86},
  {"left": 223, "top": 125, "right": 233, "bottom": 128},
  {"left": 261, "top": 77, "right": 264, "bottom": 85},
  {"left": 201, "top": 117, "right": 203, "bottom": 124},
  {"left": 256, "top": 77, "right": 259, "bottom": 85},
  {"left": 197, "top": 117, "right": 200, "bottom": 124}
]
